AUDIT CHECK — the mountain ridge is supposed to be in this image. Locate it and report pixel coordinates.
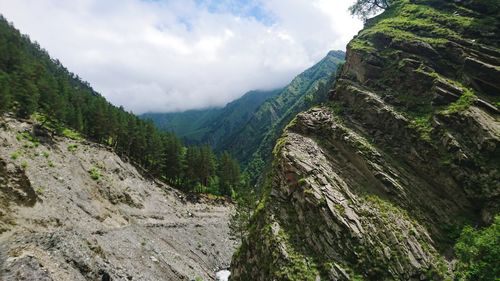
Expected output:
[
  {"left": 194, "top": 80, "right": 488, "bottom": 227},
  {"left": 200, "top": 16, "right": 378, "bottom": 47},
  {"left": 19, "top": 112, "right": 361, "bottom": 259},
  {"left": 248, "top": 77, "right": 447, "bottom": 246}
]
[{"left": 231, "top": 0, "right": 499, "bottom": 279}]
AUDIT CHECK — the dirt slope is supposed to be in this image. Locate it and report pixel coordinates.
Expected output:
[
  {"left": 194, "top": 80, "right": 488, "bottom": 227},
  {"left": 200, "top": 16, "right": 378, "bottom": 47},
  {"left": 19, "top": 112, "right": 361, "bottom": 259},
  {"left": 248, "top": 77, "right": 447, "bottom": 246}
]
[{"left": 0, "top": 116, "right": 237, "bottom": 281}]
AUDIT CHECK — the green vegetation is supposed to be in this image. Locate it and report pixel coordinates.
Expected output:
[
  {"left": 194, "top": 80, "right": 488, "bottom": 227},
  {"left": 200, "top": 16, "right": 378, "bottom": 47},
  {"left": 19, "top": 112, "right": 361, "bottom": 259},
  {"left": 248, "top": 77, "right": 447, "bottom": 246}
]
[
  {"left": 444, "top": 89, "right": 476, "bottom": 114},
  {"left": 149, "top": 51, "right": 344, "bottom": 193},
  {"left": 229, "top": 51, "right": 344, "bottom": 184},
  {"left": 20, "top": 160, "right": 28, "bottom": 170},
  {"left": 141, "top": 89, "right": 282, "bottom": 144},
  {"left": 16, "top": 131, "right": 40, "bottom": 149},
  {"left": 145, "top": 51, "right": 344, "bottom": 192},
  {"left": 67, "top": 144, "right": 78, "bottom": 152},
  {"left": 229, "top": 182, "right": 258, "bottom": 240},
  {"left": 348, "top": 0, "right": 489, "bottom": 52},
  {"left": 0, "top": 16, "right": 247, "bottom": 197},
  {"left": 88, "top": 166, "right": 101, "bottom": 181},
  {"left": 408, "top": 115, "right": 433, "bottom": 142},
  {"left": 62, "top": 128, "right": 83, "bottom": 140},
  {"left": 454, "top": 215, "right": 500, "bottom": 281},
  {"left": 10, "top": 150, "right": 21, "bottom": 160}
]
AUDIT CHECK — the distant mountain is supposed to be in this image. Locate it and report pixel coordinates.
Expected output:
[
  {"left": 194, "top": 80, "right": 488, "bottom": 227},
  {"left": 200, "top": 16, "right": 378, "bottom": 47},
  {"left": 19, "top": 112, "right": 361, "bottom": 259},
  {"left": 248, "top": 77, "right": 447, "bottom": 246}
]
[
  {"left": 142, "top": 89, "right": 281, "bottom": 145},
  {"left": 144, "top": 50, "right": 345, "bottom": 182},
  {"left": 142, "top": 108, "right": 221, "bottom": 143},
  {"left": 222, "top": 50, "right": 345, "bottom": 180}
]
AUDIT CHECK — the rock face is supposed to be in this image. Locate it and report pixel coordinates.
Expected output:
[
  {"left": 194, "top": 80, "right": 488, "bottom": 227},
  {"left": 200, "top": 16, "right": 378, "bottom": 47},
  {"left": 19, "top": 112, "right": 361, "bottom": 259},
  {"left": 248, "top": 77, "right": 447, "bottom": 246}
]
[
  {"left": 231, "top": 1, "right": 499, "bottom": 280},
  {"left": 0, "top": 118, "right": 236, "bottom": 281}
]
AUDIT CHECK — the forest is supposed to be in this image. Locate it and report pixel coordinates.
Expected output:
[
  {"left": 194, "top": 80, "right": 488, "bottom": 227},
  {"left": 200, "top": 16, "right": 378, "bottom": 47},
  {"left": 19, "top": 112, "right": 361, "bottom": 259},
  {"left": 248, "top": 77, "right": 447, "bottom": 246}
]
[{"left": 0, "top": 15, "right": 241, "bottom": 197}]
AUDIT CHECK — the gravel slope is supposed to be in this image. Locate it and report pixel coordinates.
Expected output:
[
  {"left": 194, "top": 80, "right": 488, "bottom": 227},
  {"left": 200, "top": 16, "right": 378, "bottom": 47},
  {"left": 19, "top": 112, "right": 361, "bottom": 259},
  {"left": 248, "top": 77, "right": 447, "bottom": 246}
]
[{"left": 0, "top": 117, "right": 237, "bottom": 281}]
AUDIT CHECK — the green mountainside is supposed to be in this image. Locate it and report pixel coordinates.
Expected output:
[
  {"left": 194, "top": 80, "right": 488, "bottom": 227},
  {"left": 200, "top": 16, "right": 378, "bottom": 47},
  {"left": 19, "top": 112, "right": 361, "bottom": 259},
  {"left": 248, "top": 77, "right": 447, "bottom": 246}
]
[
  {"left": 142, "top": 89, "right": 281, "bottom": 145},
  {"left": 0, "top": 15, "right": 241, "bottom": 197},
  {"left": 146, "top": 51, "right": 345, "bottom": 184},
  {"left": 231, "top": 0, "right": 499, "bottom": 280},
  {"left": 222, "top": 51, "right": 345, "bottom": 173}
]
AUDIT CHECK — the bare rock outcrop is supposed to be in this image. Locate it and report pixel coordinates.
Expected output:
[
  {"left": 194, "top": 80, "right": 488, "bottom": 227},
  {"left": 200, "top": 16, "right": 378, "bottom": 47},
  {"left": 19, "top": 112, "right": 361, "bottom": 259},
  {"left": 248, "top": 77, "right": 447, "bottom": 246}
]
[{"left": 231, "top": 1, "right": 499, "bottom": 280}]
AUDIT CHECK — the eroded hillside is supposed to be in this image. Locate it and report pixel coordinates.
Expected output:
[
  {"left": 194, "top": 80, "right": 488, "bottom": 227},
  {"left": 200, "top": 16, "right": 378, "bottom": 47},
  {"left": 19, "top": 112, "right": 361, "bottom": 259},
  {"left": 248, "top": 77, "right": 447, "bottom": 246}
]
[
  {"left": 231, "top": 0, "right": 499, "bottom": 280},
  {"left": 0, "top": 117, "right": 236, "bottom": 281}
]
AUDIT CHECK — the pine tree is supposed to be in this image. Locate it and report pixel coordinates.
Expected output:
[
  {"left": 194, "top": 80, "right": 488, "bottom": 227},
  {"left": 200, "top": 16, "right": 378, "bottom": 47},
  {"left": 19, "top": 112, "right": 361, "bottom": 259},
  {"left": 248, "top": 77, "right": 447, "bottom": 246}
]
[
  {"left": 12, "top": 64, "right": 39, "bottom": 118},
  {"left": 218, "top": 151, "right": 240, "bottom": 196},
  {"left": 164, "top": 134, "right": 183, "bottom": 184},
  {"left": 0, "top": 71, "right": 11, "bottom": 113}
]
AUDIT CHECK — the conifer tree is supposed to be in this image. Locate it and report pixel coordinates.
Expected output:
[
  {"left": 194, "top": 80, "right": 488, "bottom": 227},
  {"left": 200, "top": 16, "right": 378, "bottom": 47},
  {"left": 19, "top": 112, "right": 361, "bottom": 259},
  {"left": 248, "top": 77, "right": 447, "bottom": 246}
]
[{"left": 0, "top": 71, "right": 11, "bottom": 113}]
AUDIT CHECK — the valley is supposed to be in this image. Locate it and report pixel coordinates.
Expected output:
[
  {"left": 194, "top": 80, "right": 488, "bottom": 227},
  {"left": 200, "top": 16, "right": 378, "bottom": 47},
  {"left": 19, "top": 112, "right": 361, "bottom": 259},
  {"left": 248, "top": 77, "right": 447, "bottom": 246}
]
[{"left": 0, "top": 0, "right": 499, "bottom": 280}]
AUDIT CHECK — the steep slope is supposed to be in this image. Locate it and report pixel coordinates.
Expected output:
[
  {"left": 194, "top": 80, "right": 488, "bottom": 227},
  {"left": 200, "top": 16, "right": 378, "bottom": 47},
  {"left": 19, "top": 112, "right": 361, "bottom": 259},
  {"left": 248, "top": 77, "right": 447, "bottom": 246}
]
[
  {"left": 142, "top": 107, "right": 222, "bottom": 143},
  {"left": 0, "top": 15, "right": 177, "bottom": 180},
  {"left": 224, "top": 51, "right": 344, "bottom": 172},
  {"left": 142, "top": 89, "right": 281, "bottom": 145},
  {"left": 0, "top": 117, "right": 236, "bottom": 281},
  {"left": 232, "top": 1, "right": 499, "bottom": 280}
]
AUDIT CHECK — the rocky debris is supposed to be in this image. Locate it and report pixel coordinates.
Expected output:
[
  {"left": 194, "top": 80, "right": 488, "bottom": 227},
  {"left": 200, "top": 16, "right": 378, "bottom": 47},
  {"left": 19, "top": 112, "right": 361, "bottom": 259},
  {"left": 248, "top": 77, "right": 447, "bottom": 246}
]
[
  {"left": 0, "top": 118, "right": 237, "bottom": 281},
  {"left": 231, "top": 1, "right": 499, "bottom": 280}
]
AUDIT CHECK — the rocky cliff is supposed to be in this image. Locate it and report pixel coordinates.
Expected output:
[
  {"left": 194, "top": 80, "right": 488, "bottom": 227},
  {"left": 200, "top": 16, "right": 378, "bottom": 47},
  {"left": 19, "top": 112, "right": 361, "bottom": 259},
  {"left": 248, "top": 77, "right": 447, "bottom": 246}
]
[
  {"left": 231, "top": 0, "right": 499, "bottom": 280},
  {"left": 0, "top": 117, "right": 236, "bottom": 281}
]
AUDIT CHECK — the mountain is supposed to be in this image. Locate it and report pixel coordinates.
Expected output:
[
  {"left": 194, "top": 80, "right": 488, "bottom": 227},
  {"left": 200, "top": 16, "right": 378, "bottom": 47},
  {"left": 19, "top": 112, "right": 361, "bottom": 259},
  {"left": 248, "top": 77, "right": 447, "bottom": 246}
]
[
  {"left": 0, "top": 15, "right": 181, "bottom": 179},
  {"left": 142, "top": 89, "right": 281, "bottom": 145},
  {"left": 144, "top": 51, "right": 345, "bottom": 174},
  {"left": 0, "top": 14, "right": 237, "bottom": 281},
  {"left": 231, "top": 1, "right": 499, "bottom": 280},
  {"left": 224, "top": 50, "right": 345, "bottom": 182},
  {"left": 0, "top": 117, "right": 236, "bottom": 280},
  {"left": 0, "top": 15, "right": 245, "bottom": 199}
]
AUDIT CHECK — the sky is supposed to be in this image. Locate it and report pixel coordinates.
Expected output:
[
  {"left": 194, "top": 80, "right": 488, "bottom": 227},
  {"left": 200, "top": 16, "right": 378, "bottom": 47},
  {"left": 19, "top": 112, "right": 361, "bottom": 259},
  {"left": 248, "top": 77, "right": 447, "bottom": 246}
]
[{"left": 0, "top": 0, "right": 363, "bottom": 114}]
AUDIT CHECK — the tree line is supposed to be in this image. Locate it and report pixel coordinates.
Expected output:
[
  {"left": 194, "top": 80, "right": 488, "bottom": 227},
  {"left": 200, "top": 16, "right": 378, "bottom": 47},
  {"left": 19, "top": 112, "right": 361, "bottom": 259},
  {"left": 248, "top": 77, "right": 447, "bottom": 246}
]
[{"left": 0, "top": 15, "right": 241, "bottom": 196}]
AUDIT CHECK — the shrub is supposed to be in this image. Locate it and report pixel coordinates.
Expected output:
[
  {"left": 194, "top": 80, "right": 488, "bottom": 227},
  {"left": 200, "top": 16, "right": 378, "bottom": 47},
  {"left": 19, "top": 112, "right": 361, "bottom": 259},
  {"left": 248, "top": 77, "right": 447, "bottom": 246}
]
[
  {"left": 62, "top": 128, "right": 82, "bottom": 140},
  {"left": 67, "top": 144, "right": 78, "bottom": 152},
  {"left": 445, "top": 89, "right": 476, "bottom": 114},
  {"left": 454, "top": 215, "right": 500, "bottom": 280},
  {"left": 88, "top": 166, "right": 101, "bottom": 181},
  {"left": 10, "top": 151, "right": 21, "bottom": 160}
]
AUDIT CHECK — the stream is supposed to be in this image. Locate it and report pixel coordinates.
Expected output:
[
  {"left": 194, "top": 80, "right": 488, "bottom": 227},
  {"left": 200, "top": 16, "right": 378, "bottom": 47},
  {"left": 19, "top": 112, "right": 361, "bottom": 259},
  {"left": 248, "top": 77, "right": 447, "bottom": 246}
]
[{"left": 215, "top": 270, "right": 231, "bottom": 281}]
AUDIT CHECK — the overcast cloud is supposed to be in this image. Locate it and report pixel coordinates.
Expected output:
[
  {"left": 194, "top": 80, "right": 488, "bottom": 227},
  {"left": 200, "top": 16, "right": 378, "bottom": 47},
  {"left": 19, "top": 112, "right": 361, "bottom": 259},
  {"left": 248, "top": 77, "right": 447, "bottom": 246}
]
[{"left": 0, "top": 0, "right": 362, "bottom": 113}]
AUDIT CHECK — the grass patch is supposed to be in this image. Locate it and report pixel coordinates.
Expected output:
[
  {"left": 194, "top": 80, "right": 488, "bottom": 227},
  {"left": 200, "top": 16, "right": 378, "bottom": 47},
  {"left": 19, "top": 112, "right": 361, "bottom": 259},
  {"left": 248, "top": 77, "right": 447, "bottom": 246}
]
[
  {"left": 16, "top": 131, "right": 39, "bottom": 148},
  {"left": 443, "top": 89, "right": 476, "bottom": 114},
  {"left": 408, "top": 115, "right": 433, "bottom": 142},
  {"left": 67, "top": 144, "right": 78, "bottom": 152},
  {"left": 10, "top": 150, "right": 21, "bottom": 160},
  {"left": 88, "top": 166, "right": 101, "bottom": 181},
  {"left": 349, "top": 38, "right": 376, "bottom": 52},
  {"left": 62, "top": 128, "right": 83, "bottom": 140}
]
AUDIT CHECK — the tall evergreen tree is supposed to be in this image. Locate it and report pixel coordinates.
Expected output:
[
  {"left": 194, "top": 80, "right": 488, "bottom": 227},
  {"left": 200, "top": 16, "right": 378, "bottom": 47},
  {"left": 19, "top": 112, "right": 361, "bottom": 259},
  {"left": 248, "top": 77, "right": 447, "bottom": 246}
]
[
  {"left": 218, "top": 151, "right": 240, "bottom": 196},
  {"left": 0, "top": 71, "right": 11, "bottom": 113}
]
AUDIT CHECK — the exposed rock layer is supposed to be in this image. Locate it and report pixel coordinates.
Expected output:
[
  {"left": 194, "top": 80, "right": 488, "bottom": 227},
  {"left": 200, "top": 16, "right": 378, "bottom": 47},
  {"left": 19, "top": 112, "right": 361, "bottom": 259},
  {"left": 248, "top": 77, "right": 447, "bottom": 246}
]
[{"left": 231, "top": 1, "right": 499, "bottom": 280}]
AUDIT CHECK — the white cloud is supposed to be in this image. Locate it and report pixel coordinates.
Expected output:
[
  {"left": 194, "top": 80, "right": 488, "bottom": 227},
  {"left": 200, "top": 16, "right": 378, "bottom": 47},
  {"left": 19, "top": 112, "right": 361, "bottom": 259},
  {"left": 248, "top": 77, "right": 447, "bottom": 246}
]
[{"left": 0, "top": 0, "right": 362, "bottom": 113}]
